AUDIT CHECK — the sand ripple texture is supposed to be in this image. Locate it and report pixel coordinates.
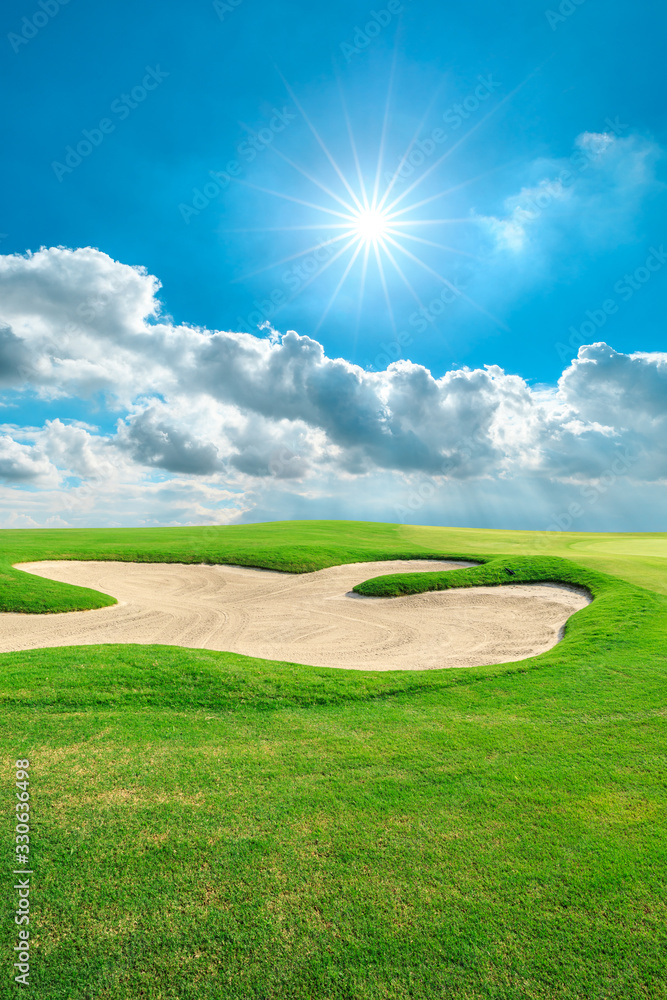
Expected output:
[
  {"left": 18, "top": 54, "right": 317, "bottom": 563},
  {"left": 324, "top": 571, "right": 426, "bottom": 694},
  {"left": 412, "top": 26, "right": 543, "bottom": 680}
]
[{"left": 1, "top": 560, "right": 591, "bottom": 670}]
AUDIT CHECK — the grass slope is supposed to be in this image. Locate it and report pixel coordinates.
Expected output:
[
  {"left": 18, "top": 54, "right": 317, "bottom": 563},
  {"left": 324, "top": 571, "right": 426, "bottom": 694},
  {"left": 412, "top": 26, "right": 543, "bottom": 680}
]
[{"left": 0, "top": 521, "right": 666, "bottom": 998}]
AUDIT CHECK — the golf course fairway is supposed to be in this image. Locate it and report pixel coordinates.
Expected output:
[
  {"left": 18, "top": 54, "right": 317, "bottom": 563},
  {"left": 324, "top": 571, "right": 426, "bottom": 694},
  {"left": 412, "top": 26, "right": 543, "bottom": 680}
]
[{"left": 0, "top": 521, "right": 665, "bottom": 999}]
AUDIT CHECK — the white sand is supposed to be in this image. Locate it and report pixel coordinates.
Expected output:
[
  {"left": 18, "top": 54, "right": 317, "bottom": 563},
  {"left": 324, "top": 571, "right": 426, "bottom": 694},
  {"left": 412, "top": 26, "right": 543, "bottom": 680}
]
[{"left": 1, "top": 560, "right": 590, "bottom": 670}]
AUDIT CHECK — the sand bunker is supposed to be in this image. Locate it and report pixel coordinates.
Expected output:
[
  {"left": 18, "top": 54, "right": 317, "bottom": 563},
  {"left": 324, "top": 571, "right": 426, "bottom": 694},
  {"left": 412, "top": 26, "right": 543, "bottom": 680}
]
[{"left": 1, "top": 559, "right": 591, "bottom": 670}]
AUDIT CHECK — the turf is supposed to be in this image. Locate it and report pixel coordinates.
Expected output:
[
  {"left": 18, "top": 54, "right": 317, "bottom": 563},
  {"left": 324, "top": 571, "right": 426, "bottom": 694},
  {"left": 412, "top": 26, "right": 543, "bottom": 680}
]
[{"left": 1, "top": 521, "right": 666, "bottom": 998}]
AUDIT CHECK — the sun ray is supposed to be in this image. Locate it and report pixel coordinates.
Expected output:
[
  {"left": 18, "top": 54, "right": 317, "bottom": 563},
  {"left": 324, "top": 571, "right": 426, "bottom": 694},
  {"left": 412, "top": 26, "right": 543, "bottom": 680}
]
[
  {"left": 314, "top": 241, "right": 365, "bottom": 335},
  {"left": 255, "top": 135, "right": 359, "bottom": 216},
  {"left": 335, "top": 66, "right": 369, "bottom": 211},
  {"left": 232, "top": 177, "right": 356, "bottom": 221},
  {"left": 284, "top": 235, "right": 360, "bottom": 304},
  {"left": 379, "top": 238, "right": 456, "bottom": 353},
  {"left": 386, "top": 229, "right": 482, "bottom": 259},
  {"left": 220, "top": 224, "right": 358, "bottom": 233},
  {"left": 385, "top": 72, "right": 540, "bottom": 214},
  {"left": 277, "top": 70, "right": 365, "bottom": 213},
  {"left": 377, "top": 78, "right": 449, "bottom": 213},
  {"left": 385, "top": 160, "right": 522, "bottom": 220},
  {"left": 384, "top": 218, "right": 477, "bottom": 227},
  {"left": 352, "top": 241, "right": 372, "bottom": 359},
  {"left": 383, "top": 234, "right": 510, "bottom": 330},
  {"left": 372, "top": 42, "right": 399, "bottom": 210},
  {"left": 373, "top": 241, "right": 396, "bottom": 334},
  {"left": 228, "top": 232, "right": 356, "bottom": 284},
  {"left": 378, "top": 238, "right": 433, "bottom": 316}
]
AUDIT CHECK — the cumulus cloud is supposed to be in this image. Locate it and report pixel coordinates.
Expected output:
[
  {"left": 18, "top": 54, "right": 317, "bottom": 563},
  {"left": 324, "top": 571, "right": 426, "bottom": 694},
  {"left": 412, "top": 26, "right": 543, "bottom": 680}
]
[
  {"left": 120, "top": 407, "right": 223, "bottom": 475},
  {"left": 0, "top": 325, "right": 32, "bottom": 386},
  {"left": 0, "top": 435, "right": 56, "bottom": 484},
  {"left": 0, "top": 246, "right": 170, "bottom": 402},
  {"left": 560, "top": 342, "right": 667, "bottom": 423},
  {"left": 0, "top": 246, "right": 664, "bottom": 529},
  {"left": 38, "top": 419, "right": 122, "bottom": 480}
]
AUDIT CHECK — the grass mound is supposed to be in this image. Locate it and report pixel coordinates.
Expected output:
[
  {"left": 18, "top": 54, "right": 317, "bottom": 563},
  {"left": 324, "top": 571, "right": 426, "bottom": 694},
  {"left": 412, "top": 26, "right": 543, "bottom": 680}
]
[
  {"left": 353, "top": 553, "right": 599, "bottom": 596},
  {"left": 0, "top": 563, "right": 117, "bottom": 614}
]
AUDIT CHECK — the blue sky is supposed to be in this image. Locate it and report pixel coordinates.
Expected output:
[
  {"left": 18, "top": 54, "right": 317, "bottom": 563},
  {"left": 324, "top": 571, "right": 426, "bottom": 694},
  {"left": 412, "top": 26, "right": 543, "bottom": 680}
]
[{"left": 0, "top": 0, "right": 665, "bottom": 529}]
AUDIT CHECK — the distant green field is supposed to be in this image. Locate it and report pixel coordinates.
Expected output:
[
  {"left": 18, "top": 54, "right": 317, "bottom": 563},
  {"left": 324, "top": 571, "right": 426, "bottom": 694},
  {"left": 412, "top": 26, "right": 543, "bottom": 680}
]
[{"left": 1, "top": 521, "right": 665, "bottom": 999}]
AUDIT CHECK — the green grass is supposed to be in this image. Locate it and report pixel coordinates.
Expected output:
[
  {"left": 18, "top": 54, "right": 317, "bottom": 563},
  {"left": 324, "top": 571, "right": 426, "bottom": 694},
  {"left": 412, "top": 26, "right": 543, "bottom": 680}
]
[
  {"left": 398, "top": 523, "right": 667, "bottom": 596},
  {"left": 1, "top": 521, "right": 666, "bottom": 998}
]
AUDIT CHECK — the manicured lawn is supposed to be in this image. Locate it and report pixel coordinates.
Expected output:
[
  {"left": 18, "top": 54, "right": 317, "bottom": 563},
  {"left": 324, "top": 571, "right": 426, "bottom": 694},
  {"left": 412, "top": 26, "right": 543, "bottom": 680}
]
[
  {"left": 1, "top": 521, "right": 666, "bottom": 998},
  {"left": 399, "top": 524, "right": 667, "bottom": 596}
]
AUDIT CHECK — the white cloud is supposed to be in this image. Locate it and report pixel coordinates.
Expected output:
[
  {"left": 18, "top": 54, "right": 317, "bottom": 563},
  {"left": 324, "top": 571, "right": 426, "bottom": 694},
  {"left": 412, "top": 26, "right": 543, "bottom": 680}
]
[
  {"left": 0, "top": 435, "right": 57, "bottom": 484},
  {"left": 0, "top": 246, "right": 664, "bottom": 529}
]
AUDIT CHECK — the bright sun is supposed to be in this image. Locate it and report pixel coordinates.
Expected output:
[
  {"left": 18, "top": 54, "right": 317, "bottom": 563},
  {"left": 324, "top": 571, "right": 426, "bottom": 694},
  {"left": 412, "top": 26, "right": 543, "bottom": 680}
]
[
  {"left": 351, "top": 207, "right": 391, "bottom": 244},
  {"left": 229, "top": 71, "right": 494, "bottom": 336}
]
